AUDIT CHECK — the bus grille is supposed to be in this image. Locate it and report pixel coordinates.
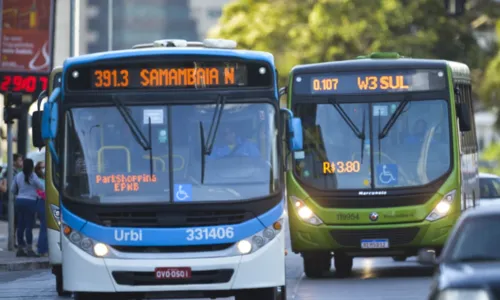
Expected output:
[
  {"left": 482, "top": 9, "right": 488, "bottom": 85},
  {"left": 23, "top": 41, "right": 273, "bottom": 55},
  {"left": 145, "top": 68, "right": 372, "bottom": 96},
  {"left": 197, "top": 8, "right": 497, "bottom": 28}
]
[
  {"left": 96, "top": 210, "right": 250, "bottom": 228},
  {"left": 315, "top": 193, "right": 435, "bottom": 208},
  {"left": 110, "top": 243, "right": 234, "bottom": 253},
  {"left": 330, "top": 227, "right": 420, "bottom": 247},
  {"left": 112, "top": 269, "right": 234, "bottom": 286}
]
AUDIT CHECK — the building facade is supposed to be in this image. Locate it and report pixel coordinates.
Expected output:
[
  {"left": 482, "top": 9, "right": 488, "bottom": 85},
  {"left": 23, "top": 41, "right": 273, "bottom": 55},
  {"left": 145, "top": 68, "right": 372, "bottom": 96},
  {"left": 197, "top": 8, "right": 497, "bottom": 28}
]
[{"left": 85, "top": 0, "right": 200, "bottom": 53}]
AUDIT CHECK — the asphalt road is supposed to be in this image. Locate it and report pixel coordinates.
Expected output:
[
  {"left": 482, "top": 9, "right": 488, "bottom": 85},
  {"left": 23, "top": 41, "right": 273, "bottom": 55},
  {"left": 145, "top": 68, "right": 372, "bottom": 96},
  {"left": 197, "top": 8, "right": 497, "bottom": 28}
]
[{"left": 0, "top": 251, "right": 434, "bottom": 300}]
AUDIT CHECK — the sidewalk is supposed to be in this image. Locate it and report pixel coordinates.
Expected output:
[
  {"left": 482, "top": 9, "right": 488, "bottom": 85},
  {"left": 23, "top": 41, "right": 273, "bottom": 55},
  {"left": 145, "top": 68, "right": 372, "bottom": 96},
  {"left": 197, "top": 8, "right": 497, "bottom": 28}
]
[{"left": 0, "top": 221, "right": 49, "bottom": 271}]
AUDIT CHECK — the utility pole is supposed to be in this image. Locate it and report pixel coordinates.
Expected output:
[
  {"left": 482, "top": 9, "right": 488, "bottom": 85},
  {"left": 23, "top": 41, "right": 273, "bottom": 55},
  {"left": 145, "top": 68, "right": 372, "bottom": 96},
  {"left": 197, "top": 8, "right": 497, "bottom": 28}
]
[
  {"left": 70, "top": 0, "right": 75, "bottom": 56},
  {"left": 108, "top": 0, "right": 113, "bottom": 51},
  {"left": 70, "top": 0, "right": 83, "bottom": 57},
  {"left": 3, "top": 91, "right": 24, "bottom": 251}
]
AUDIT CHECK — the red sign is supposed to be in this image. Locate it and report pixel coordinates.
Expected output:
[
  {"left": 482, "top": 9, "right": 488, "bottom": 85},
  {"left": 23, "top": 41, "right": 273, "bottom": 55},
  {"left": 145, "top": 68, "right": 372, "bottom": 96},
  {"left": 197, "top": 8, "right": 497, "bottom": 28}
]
[
  {"left": 154, "top": 267, "right": 192, "bottom": 280},
  {"left": 0, "top": 0, "right": 55, "bottom": 75},
  {"left": 0, "top": 74, "right": 48, "bottom": 93}
]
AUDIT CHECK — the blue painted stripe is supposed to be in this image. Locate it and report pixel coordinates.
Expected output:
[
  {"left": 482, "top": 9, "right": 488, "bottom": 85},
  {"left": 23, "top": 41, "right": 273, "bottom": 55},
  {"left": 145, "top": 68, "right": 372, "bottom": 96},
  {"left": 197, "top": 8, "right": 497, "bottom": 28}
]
[{"left": 61, "top": 200, "right": 284, "bottom": 246}]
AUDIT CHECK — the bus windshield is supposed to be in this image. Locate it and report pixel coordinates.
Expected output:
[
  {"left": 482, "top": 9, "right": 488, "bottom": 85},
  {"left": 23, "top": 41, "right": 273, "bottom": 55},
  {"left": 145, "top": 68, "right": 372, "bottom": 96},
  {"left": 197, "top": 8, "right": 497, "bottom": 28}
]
[
  {"left": 63, "top": 101, "right": 280, "bottom": 204},
  {"left": 293, "top": 99, "right": 451, "bottom": 190}
]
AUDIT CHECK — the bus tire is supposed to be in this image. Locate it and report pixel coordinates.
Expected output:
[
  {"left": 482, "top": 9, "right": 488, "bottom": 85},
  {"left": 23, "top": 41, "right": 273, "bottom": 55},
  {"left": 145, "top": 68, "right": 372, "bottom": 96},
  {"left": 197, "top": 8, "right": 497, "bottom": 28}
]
[
  {"left": 334, "top": 255, "right": 353, "bottom": 278},
  {"left": 392, "top": 256, "right": 407, "bottom": 262},
  {"left": 235, "top": 286, "right": 285, "bottom": 300},
  {"left": 74, "top": 292, "right": 115, "bottom": 300},
  {"left": 303, "top": 252, "right": 331, "bottom": 278},
  {"left": 54, "top": 267, "right": 70, "bottom": 297}
]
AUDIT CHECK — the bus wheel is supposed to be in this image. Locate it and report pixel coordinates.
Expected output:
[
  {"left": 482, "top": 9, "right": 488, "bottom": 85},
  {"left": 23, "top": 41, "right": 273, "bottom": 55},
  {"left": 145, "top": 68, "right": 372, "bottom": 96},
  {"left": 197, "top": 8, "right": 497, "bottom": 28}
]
[
  {"left": 54, "top": 267, "right": 70, "bottom": 297},
  {"left": 303, "top": 252, "right": 331, "bottom": 278},
  {"left": 392, "top": 256, "right": 407, "bottom": 262},
  {"left": 74, "top": 292, "right": 115, "bottom": 300},
  {"left": 333, "top": 254, "right": 353, "bottom": 278},
  {"left": 235, "top": 286, "right": 286, "bottom": 300}
]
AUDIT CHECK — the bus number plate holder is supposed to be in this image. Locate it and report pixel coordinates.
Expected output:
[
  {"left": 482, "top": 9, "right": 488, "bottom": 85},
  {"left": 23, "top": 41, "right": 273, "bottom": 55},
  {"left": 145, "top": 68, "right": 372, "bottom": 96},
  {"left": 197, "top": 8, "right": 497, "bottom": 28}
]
[
  {"left": 155, "top": 267, "right": 192, "bottom": 279},
  {"left": 360, "top": 239, "right": 389, "bottom": 249}
]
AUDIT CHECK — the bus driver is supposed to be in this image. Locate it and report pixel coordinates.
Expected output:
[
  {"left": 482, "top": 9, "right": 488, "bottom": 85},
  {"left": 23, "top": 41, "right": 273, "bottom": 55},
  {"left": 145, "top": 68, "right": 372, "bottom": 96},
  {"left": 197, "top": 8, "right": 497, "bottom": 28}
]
[{"left": 210, "top": 126, "right": 260, "bottom": 159}]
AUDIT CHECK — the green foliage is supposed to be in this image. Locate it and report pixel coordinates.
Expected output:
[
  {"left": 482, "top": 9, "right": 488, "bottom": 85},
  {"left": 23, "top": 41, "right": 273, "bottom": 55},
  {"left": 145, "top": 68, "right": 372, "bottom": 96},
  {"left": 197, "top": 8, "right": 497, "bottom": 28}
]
[
  {"left": 209, "top": 0, "right": 495, "bottom": 86},
  {"left": 480, "top": 142, "right": 500, "bottom": 175},
  {"left": 479, "top": 20, "right": 500, "bottom": 114}
]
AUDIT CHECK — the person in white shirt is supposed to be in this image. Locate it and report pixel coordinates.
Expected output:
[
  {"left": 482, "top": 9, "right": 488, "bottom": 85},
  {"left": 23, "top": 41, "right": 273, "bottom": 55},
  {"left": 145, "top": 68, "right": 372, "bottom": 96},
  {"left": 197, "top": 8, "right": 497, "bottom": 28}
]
[{"left": 10, "top": 159, "right": 44, "bottom": 257}]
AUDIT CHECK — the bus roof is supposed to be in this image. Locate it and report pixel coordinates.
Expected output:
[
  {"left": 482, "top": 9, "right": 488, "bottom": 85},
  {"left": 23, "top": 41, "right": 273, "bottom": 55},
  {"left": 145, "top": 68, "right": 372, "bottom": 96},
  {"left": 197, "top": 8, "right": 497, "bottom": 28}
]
[
  {"left": 63, "top": 47, "right": 275, "bottom": 71},
  {"left": 290, "top": 58, "right": 469, "bottom": 75}
]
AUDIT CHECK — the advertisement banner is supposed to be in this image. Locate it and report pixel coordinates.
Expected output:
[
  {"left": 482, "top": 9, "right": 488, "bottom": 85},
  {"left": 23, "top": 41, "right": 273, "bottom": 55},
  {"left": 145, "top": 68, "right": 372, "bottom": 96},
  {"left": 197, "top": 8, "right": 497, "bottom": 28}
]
[{"left": 0, "top": 0, "right": 55, "bottom": 95}]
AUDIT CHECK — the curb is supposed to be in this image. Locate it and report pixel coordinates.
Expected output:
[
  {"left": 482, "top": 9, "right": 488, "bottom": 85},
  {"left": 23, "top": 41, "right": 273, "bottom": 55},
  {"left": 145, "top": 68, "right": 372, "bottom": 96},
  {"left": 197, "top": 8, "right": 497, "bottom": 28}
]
[
  {"left": 0, "top": 237, "right": 39, "bottom": 242},
  {"left": 0, "top": 259, "right": 50, "bottom": 271}
]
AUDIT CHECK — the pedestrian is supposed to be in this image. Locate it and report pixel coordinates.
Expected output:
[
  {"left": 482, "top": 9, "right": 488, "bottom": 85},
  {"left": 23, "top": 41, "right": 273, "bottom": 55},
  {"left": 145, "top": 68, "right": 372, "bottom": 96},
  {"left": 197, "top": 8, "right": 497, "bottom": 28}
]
[
  {"left": 10, "top": 158, "right": 44, "bottom": 257},
  {"left": 12, "top": 154, "right": 23, "bottom": 176},
  {"left": 9, "top": 153, "right": 23, "bottom": 248},
  {"left": 34, "top": 161, "right": 48, "bottom": 256},
  {"left": 0, "top": 167, "right": 6, "bottom": 218}
]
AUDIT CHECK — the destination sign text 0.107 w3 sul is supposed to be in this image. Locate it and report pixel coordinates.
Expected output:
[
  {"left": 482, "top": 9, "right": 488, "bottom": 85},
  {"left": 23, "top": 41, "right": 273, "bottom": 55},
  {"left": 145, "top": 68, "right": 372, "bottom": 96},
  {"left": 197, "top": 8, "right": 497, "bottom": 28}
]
[{"left": 292, "top": 69, "right": 447, "bottom": 95}]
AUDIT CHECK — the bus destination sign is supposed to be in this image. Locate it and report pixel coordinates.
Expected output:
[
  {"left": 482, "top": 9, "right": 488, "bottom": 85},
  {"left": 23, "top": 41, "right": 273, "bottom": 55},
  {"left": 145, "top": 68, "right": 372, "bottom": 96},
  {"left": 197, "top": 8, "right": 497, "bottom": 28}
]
[
  {"left": 293, "top": 69, "right": 447, "bottom": 95},
  {"left": 90, "top": 63, "right": 248, "bottom": 90}
]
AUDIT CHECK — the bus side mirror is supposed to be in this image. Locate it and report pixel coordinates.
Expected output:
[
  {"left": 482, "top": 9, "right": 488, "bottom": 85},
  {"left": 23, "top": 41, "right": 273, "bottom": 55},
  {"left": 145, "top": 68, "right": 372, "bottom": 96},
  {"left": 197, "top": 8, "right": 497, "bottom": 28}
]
[
  {"left": 279, "top": 108, "right": 303, "bottom": 152},
  {"left": 42, "top": 87, "right": 61, "bottom": 164},
  {"left": 31, "top": 111, "right": 44, "bottom": 149},
  {"left": 32, "top": 90, "right": 48, "bottom": 150},
  {"left": 456, "top": 102, "right": 471, "bottom": 132},
  {"left": 289, "top": 118, "right": 303, "bottom": 151}
]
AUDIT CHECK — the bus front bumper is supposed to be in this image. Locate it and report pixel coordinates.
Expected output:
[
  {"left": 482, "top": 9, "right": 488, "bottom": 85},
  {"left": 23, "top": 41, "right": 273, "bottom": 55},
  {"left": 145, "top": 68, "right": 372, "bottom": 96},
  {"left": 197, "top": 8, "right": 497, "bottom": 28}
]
[
  {"left": 289, "top": 213, "right": 460, "bottom": 257},
  {"left": 62, "top": 230, "right": 285, "bottom": 295},
  {"left": 48, "top": 228, "right": 62, "bottom": 265}
]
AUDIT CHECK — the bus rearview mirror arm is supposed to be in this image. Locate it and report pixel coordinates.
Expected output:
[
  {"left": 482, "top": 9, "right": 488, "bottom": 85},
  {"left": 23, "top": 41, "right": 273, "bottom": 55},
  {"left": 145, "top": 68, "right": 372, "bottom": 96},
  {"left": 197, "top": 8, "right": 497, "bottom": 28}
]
[
  {"left": 279, "top": 108, "right": 303, "bottom": 152},
  {"left": 41, "top": 87, "right": 61, "bottom": 164},
  {"left": 32, "top": 90, "right": 49, "bottom": 149}
]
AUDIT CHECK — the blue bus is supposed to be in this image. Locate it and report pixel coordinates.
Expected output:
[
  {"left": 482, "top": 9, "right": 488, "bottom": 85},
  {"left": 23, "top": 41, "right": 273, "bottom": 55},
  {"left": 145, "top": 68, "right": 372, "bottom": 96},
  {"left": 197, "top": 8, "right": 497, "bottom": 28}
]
[{"left": 32, "top": 39, "right": 303, "bottom": 300}]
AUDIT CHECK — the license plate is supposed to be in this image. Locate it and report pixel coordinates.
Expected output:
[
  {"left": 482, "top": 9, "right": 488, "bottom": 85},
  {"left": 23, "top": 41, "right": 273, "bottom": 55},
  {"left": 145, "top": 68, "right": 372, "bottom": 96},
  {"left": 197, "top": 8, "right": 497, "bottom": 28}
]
[
  {"left": 361, "top": 239, "right": 389, "bottom": 249},
  {"left": 155, "top": 267, "right": 192, "bottom": 279}
]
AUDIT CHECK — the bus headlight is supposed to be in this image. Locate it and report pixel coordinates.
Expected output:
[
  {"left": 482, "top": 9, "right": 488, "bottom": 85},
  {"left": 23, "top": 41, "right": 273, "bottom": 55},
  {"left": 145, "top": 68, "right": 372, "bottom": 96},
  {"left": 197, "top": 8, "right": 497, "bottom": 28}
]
[
  {"left": 291, "top": 196, "right": 323, "bottom": 225},
  {"left": 426, "top": 190, "right": 456, "bottom": 222},
  {"left": 62, "top": 223, "right": 110, "bottom": 257},
  {"left": 437, "top": 289, "right": 490, "bottom": 300},
  {"left": 50, "top": 204, "right": 61, "bottom": 227},
  {"left": 235, "top": 218, "right": 284, "bottom": 255},
  {"left": 236, "top": 240, "right": 252, "bottom": 254},
  {"left": 93, "top": 243, "right": 109, "bottom": 257}
]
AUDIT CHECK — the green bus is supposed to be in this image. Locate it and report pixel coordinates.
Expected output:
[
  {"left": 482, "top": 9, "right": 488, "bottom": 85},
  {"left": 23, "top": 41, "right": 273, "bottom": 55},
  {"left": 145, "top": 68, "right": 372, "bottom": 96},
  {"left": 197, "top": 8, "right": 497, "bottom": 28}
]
[{"left": 284, "top": 52, "right": 479, "bottom": 278}]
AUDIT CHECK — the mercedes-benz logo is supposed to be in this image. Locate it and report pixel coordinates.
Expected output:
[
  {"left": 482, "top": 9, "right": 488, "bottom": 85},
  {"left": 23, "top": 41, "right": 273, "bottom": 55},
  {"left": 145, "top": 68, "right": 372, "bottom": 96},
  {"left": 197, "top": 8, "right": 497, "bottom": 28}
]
[{"left": 369, "top": 212, "right": 379, "bottom": 221}]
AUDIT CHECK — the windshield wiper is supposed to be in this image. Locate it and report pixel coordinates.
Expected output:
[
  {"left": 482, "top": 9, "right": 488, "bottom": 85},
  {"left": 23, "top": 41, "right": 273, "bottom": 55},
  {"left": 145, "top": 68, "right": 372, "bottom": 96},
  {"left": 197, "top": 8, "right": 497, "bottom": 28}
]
[
  {"left": 147, "top": 117, "right": 153, "bottom": 177},
  {"left": 204, "top": 95, "right": 226, "bottom": 155},
  {"left": 376, "top": 96, "right": 411, "bottom": 163},
  {"left": 199, "top": 121, "right": 206, "bottom": 184},
  {"left": 111, "top": 96, "right": 153, "bottom": 176},
  {"left": 378, "top": 96, "right": 411, "bottom": 140},
  {"left": 198, "top": 95, "right": 226, "bottom": 184},
  {"left": 360, "top": 108, "right": 366, "bottom": 164},
  {"left": 327, "top": 98, "right": 365, "bottom": 162}
]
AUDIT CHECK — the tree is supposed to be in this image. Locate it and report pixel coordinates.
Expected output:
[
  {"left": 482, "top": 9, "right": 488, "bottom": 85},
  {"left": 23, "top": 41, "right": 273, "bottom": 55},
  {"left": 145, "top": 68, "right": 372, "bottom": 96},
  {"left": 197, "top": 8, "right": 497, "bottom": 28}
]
[
  {"left": 479, "top": 20, "right": 500, "bottom": 117},
  {"left": 209, "top": 0, "right": 497, "bottom": 87}
]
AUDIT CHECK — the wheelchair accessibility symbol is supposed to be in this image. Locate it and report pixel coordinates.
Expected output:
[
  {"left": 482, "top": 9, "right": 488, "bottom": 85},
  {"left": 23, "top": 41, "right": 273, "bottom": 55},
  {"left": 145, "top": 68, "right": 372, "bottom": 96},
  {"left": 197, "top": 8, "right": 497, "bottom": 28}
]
[
  {"left": 174, "top": 184, "right": 192, "bottom": 202},
  {"left": 376, "top": 164, "right": 398, "bottom": 186}
]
